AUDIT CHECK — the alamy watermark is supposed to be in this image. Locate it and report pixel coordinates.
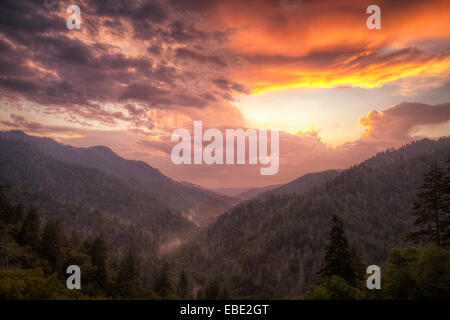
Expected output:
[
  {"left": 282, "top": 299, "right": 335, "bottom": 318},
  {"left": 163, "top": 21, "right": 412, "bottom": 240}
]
[
  {"left": 66, "top": 5, "right": 81, "bottom": 30},
  {"left": 366, "top": 265, "right": 381, "bottom": 289},
  {"left": 66, "top": 265, "right": 81, "bottom": 289},
  {"left": 366, "top": 5, "right": 381, "bottom": 30},
  {"left": 171, "top": 121, "right": 279, "bottom": 175}
]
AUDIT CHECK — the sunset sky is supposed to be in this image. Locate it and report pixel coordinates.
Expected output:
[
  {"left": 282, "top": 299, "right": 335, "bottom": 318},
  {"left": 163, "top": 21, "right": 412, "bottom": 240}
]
[{"left": 1, "top": 0, "right": 450, "bottom": 188}]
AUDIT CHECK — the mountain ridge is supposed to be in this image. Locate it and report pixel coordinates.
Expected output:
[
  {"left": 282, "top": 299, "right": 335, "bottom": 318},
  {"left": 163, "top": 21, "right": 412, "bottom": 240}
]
[
  {"left": 175, "top": 137, "right": 450, "bottom": 298},
  {"left": 0, "top": 130, "right": 235, "bottom": 226}
]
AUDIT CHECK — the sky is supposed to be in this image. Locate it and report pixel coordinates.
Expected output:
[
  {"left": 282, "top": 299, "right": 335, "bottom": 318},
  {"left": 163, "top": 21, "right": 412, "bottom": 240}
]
[{"left": 0, "top": 0, "right": 450, "bottom": 188}]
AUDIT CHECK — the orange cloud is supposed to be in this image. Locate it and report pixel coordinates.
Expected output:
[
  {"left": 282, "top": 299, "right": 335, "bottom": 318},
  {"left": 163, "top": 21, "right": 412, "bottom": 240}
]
[{"left": 201, "top": 0, "right": 450, "bottom": 93}]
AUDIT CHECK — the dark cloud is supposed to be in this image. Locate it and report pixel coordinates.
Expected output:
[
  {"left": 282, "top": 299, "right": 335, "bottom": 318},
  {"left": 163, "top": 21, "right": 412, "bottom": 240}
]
[
  {"left": 213, "top": 78, "right": 250, "bottom": 94},
  {"left": 175, "top": 48, "right": 227, "bottom": 67},
  {"left": 119, "top": 84, "right": 171, "bottom": 105},
  {"left": 176, "top": 94, "right": 207, "bottom": 108},
  {"left": 0, "top": 1, "right": 64, "bottom": 38},
  {"left": 168, "top": 20, "right": 206, "bottom": 42},
  {"left": 124, "top": 104, "right": 147, "bottom": 117},
  {"left": 0, "top": 0, "right": 236, "bottom": 128},
  {"left": 0, "top": 114, "right": 43, "bottom": 133},
  {"left": 0, "top": 78, "right": 39, "bottom": 94},
  {"left": 152, "top": 64, "right": 178, "bottom": 83},
  {"left": 90, "top": 0, "right": 167, "bottom": 22},
  {"left": 148, "top": 44, "right": 162, "bottom": 55}
]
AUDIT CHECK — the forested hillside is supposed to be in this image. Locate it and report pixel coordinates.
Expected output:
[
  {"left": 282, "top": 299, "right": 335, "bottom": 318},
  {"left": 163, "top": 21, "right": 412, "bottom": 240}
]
[
  {"left": 0, "top": 188, "right": 198, "bottom": 299},
  {"left": 0, "top": 133, "right": 196, "bottom": 258},
  {"left": 175, "top": 138, "right": 450, "bottom": 298},
  {"left": 261, "top": 169, "right": 340, "bottom": 197},
  {"left": 0, "top": 131, "right": 235, "bottom": 226},
  {"left": 1, "top": 132, "right": 449, "bottom": 300}
]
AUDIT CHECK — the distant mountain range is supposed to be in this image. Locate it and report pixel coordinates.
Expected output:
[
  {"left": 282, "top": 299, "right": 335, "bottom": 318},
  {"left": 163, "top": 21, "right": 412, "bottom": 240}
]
[
  {"left": 0, "top": 130, "right": 235, "bottom": 227},
  {"left": 214, "top": 170, "right": 340, "bottom": 201},
  {"left": 0, "top": 130, "right": 349, "bottom": 256},
  {"left": 2, "top": 130, "right": 449, "bottom": 298},
  {"left": 235, "top": 169, "right": 341, "bottom": 201},
  {"left": 177, "top": 137, "right": 450, "bottom": 298},
  {"left": 216, "top": 185, "right": 280, "bottom": 201}
]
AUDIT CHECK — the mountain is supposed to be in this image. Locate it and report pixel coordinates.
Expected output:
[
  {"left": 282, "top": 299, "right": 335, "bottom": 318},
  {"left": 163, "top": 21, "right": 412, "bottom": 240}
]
[
  {"left": 215, "top": 185, "right": 280, "bottom": 201},
  {"left": 0, "top": 131, "right": 234, "bottom": 226},
  {"left": 215, "top": 170, "right": 339, "bottom": 202},
  {"left": 235, "top": 185, "right": 280, "bottom": 201},
  {"left": 266, "top": 170, "right": 340, "bottom": 196},
  {"left": 235, "top": 170, "right": 340, "bottom": 201},
  {"left": 214, "top": 187, "right": 253, "bottom": 198},
  {"left": 175, "top": 137, "right": 450, "bottom": 298},
  {"left": 0, "top": 132, "right": 198, "bottom": 255},
  {"left": 179, "top": 181, "right": 240, "bottom": 206}
]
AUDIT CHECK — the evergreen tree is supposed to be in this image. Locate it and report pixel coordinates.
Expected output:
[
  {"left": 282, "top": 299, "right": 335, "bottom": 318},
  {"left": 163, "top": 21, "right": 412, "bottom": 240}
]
[
  {"left": 116, "top": 249, "right": 140, "bottom": 298},
  {"left": 11, "top": 204, "right": 25, "bottom": 225},
  {"left": 89, "top": 235, "right": 108, "bottom": 292},
  {"left": 407, "top": 161, "right": 449, "bottom": 246},
  {"left": 220, "top": 286, "right": 231, "bottom": 300},
  {"left": 443, "top": 159, "right": 450, "bottom": 245},
  {"left": 349, "top": 248, "right": 365, "bottom": 286},
  {"left": 319, "top": 215, "right": 357, "bottom": 286},
  {"left": 204, "top": 278, "right": 221, "bottom": 300},
  {"left": 177, "top": 269, "right": 191, "bottom": 299},
  {"left": 384, "top": 246, "right": 450, "bottom": 299},
  {"left": 17, "top": 207, "right": 40, "bottom": 248},
  {"left": 196, "top": 288, "right": 205, "bottom": 300},
  {"left": 0, "top": 186, "right": 11, "bottom": 223},
  {"left": 40, "top": 220, "right": 64, "bottom": 273},
  {"left": 154, "top": 261, "right": 173, "bottom": 298}
]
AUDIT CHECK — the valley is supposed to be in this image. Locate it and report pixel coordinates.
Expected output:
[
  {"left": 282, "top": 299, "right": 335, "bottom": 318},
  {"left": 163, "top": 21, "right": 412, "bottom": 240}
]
[{"left": 1, "top": 130, "right": 449, "bottom": 299}]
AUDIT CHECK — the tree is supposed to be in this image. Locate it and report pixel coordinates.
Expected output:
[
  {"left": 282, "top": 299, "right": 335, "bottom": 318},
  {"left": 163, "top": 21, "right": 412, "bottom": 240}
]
[
  {"left": 443, "top": 159, "right": 450, "bottom": 245},
  {"left": 304, "top": 275, "right": 360, "bottom": 300},
  {"left": 177, "top": 269, "right": 191, "bottom": 299},
  {"left": 11, "top": 204, "right": 25, "bottom": 226},
  {"left": 196, "top": 288, "right": 205, "bottom": 300},
  {"left": 384, "top": 246, "right": 450, "bottom": 299},
  {"left": 116, "top": 249, "right": 140, "bottom": 298},
  {"left": 89, "top": 235, "right": 108, "bottom": 292},
  {"left": 349, "top": 248, "right": 365, "bottom": 286},
  {"left": 17, "top": 207, "right": 40, "bottom": 248},
  {"left": 0, "top": 269, "right": 84, "bottom": 300},
  {"left": 154, "top": 261, "right": 173, "bottom": 299},
  {"left": 319, "top": 215, "right": 358, "bottom": 286},
  {"left": 220, "top": 286, "right": 231, "bottom": 300},
  {"left": 40, "top": 220, "right": 64, "bottom": 273},
  {"left": 407, "top": 161, "right": 449, "bottom": 246},
  {"left": 204, "top": 278, "right": 221, "bottom": 300},
  {"left": 0, "top": 186, "right": 11, "bottom": 223}
]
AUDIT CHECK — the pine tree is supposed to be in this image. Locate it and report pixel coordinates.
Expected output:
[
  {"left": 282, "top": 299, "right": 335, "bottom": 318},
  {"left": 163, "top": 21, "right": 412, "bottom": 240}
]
[
  {"left": 17, "top": 207, "right": 40, "bottom": 248},
  {"left": 177, "top": 269, "right": 191, "bottom": 299},
  {"left": 407, "top": 161, "right": 449, "bottom": 246},
  {"left": 116, "top": 249, "right": 140, "bottom": 298},
  {"left": 204, "top": 278, "right": 221, "bottom": 300},
  {"left": 196, "top": 288, "right": 205, "bottom": 300},
  {"left": 349, "top": 248, "right": 365, "bottom": 286},
  {"left": 220, "top": 286, "right": 231, "bottom": 299},
  {"left": 11, "top": 204, "right": 25, "bottom": 225},
  {"left": 0, "top": 186, "right": 11, "bottom": 223},
  {"left": 319, "top": 215, "right": 357, "bottom": 286},
  {"left": 443, "top": 159, "right": 450, "bottom": 245},
  {"left": 89, "top": 235, "right": 108, "bottom": 292},
  {"left": 154, "top": 261, "right": 173, "bottom": 298},
  {"left": 40, "top": 220, "right": 64, "bottom": 273}
]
